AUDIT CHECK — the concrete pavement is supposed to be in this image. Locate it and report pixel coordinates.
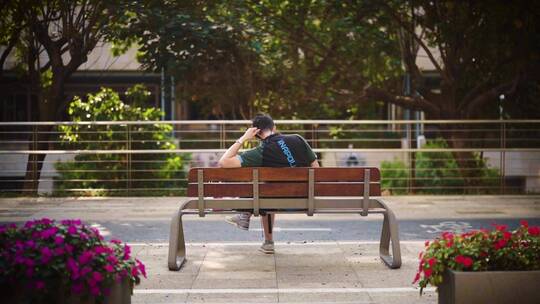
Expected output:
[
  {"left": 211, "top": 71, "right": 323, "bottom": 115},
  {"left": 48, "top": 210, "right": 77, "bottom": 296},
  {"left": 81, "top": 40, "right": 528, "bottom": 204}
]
[{"left": 1, "top": 195, "right": 539, "bottom": 303}]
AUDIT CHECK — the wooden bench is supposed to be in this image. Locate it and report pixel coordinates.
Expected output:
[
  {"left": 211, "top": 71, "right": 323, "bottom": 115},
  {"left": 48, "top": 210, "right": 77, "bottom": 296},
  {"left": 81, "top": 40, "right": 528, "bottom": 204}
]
[{"left": 168, "top": 167, "right": 401, "bottom": 270}]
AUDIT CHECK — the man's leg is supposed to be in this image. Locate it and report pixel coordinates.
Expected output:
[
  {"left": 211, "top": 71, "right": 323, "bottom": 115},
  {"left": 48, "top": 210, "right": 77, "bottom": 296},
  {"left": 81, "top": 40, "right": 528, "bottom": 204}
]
[
  {"left": 261, "top": 214, "right": 275, "bottom": 241},
  {"left": 260, "top": 214, "right": 275, "bottom": 254}
]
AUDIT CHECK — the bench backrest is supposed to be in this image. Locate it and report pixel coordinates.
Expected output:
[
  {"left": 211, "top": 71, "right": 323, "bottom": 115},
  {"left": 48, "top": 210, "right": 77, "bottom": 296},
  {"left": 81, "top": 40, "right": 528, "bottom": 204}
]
[{"left": 187, "top": 167, "right": 381, "bottom": 198}]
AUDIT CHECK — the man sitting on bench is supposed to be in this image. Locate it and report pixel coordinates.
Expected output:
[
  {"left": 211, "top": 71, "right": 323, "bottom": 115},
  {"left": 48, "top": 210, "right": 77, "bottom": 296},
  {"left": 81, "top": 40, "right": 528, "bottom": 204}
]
[{"left": 218, "top": 113, "right": 319, "bottom": 254}]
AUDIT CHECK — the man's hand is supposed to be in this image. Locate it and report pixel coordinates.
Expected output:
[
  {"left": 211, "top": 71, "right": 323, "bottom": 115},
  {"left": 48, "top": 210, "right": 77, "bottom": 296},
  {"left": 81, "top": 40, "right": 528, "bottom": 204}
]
[{"left": 239, "top": 127, "right": 260, "bottom": 143}]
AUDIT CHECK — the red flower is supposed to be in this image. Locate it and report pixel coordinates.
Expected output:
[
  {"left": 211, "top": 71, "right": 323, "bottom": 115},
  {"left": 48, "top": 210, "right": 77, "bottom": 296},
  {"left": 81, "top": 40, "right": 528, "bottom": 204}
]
[
  {"left": 423, "top": 268, "right": 432, "bottom": 277},
  {"left": 445, "top": 239, "right": 454, "bottom": 248},
  {"left": 520, "top": 220, "right": 529, "bottom": 228},
  {"left": 413, "top": 272, "right": 421, "bottom": 284},
  {"left": 528, "top": 226, "right": 540, "bottom": 236},
  {"left": 503, "top": 231, "right": 512, "bottom": 241},
  {"left": 494, "top": 239, "right": 507, "bottom": 250},
  {"left": 455, "top": 255, "right": 473, "bottom": 268},
  {"left": 424, "top": 240, "right": 430, "bottom": 247},
  {"left": 495, "top": 224, "right": 508, "bottom": 232},
  {"left": 428, "top": 257, "right": 437, "bottom": 267}
]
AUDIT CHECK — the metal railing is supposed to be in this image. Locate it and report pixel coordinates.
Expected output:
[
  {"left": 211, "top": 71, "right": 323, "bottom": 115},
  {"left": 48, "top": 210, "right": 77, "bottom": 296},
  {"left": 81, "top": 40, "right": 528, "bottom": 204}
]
[{"left": 0, "top": 120, "right": 539, "bottom": 196}]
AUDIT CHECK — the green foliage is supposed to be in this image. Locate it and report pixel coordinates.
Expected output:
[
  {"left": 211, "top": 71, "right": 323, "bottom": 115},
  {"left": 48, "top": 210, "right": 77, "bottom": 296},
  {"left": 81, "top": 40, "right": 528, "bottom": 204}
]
[
  {"left": 380, "top": 139, "right": 499, "bottom": 194},
  {"left": 415, "top": 222, "right": 540, "bottom": 294},
  {"left": 54, "top": 86, "right": 188, "bottom": 196},
  {"left": 381, "top": 159, "right": 408, "bottom": 195}
]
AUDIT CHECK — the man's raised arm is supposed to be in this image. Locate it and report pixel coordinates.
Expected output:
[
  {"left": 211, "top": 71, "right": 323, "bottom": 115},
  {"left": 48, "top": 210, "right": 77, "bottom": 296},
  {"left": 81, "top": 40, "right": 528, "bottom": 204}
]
[{"left": 218, "top": 127, "right": 260, "bottom": 168}]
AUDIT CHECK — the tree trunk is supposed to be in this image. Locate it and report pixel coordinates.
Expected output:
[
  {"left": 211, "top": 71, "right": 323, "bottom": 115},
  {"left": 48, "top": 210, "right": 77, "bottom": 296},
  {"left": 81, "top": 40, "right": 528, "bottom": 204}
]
[
  {"left": 21, "top": 77, "right": 64, "bottom": 194},
  {"left": 439, "top": 124, "right": 483, "bottom": 194}
]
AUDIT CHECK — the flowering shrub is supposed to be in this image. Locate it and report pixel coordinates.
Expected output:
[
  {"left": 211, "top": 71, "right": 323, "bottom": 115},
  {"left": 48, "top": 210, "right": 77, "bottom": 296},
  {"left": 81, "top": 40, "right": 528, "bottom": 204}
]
[
  {"left": 0, "top": 218, "right": 146, "bottom": 302},
  {"left": 414, "top": 220, "right": 540, "bottom": 294}
]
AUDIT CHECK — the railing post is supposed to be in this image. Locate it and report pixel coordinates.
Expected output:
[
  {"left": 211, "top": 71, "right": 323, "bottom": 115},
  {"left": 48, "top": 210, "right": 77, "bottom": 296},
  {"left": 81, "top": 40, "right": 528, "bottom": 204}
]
[
  {"left": 127, "top": 124, "right": 132, "bottom": 194},
  {"left": 32, "top": 125, "right": 38, "bottom": 192},
  {"left": 406, "top": 121, "right": 412, "bottom": 194},
  {"left": 501, "top": 122, "right": 506, "bottom": 194}
]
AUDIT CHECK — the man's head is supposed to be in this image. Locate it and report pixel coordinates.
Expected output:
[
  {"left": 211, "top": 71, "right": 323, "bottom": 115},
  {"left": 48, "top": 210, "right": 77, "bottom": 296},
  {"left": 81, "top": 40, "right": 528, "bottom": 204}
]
[{"left": 252, "top": 113, "right": 275, "bottom": 139}]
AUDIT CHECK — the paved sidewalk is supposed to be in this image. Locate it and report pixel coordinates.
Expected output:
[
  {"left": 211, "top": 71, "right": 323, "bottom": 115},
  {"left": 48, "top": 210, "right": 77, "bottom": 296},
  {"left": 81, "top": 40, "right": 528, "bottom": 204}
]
[{"left": 131, "top": 241, "right": 436, "bottom": 304}]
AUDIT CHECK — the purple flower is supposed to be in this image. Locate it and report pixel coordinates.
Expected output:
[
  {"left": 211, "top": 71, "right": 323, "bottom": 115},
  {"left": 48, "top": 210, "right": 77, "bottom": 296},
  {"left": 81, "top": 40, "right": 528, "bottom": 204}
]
[
  {"left": 40, "top": 227, "right": 58, "bottom": 239},
  {"left": 71, "top": 282, "right": 84, "bottom": 294},
  {"left": 123, "top": 245, "right": 131, "bottom": 260},
  {"left": 90, "top": 286, "right": 100, "bottom": 296},
  {"left": 41, "top": 247, "right": 53, "bottom": 263},
  {"left": 67, "top": 258, "right": 80, "bottom": 279},
  {"left": 106, "top": 255, "right": 118, "bottom": 264},
  {"left": 68, "top": 226, "right": 77, "bottom": 234},
  {"left": 104, "top": 264, "right": 115, "bottom": 273},
  {"left": 54, "top": 247, "right": 65, "bottom": 256},
  {"left": 78, "top": 250, "right": 93, "bottom": 265},
  {"left": 25, "top": 268, "right": 34, "bottom": 278},
  {"left": 92, "top": 271, "right": 103, "bottom": 282},
  {"left": 136, "top": 259, "right": 147, "bottom": 278},
  {"left": 36, "top": 281, "right": 46, "bottom": 290},
  {"left": 65, "top": 244, "right": 74, "bottom": 254},
  {"left": 24, "top": 258, "right": 35, "bottom": 268},
  {"left": 25, "top": 240, "right": 36, "bottom": 249},
  {"left": 54, "top": 236, "right": 64, "bottom": 245},
  {"left": 80, "top": 266, "right": 91, "bottom": 277}
]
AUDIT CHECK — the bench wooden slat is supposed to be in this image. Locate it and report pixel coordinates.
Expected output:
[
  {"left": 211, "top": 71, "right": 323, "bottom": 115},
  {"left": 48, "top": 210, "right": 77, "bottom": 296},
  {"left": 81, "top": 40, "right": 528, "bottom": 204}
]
[
  {"left": 188, "top": 167, "right": 380, "bottom": 182},
  {"left": 187, "top": 182, "right": 381, "bottom": 197}
]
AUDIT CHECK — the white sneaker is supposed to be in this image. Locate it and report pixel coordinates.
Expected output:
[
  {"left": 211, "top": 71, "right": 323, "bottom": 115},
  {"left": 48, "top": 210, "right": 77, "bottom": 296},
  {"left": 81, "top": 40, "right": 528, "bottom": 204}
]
[
  {"left": 259, "top": 240, "right": 274, "bottom": 254},
  {"left": 225, "top": 213, "right": 251, "bottom": 231}
]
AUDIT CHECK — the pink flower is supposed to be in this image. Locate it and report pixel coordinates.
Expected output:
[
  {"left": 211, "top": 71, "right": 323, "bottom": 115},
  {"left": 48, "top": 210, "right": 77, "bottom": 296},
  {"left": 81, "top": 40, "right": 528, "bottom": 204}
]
[
  {"left": 80, "top": 266, "right": 92, "bottom": 277},
  {"left": 424, "top": 240, "right": 429, "bottom": 247},
  {"left": 111, "top": 239, "right": 122, "bottom": 244},
  {"left": 131, "top": 267, "right": 139, "bottom": 277},
  {"left": 528, "top": 226, "right": 540, "bottom": 236},
  {"left": 54, "top": 248, "right": 65, "bottom": 256}
]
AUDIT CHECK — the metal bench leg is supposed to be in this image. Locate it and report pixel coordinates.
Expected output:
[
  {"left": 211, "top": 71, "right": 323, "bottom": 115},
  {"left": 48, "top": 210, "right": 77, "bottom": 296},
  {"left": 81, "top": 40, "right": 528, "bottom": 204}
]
[
  {"left": 168, "top": 209, "right": 187, "bottom": 271},
  {"left": 379, "top": 208, "right": 402, "bottom": 269}
]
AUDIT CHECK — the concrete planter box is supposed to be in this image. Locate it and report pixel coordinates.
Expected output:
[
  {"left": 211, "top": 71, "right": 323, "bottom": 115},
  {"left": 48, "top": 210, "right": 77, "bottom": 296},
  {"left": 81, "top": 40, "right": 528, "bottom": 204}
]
[
  {"left": 438, "top": 269, "right": 540, "bottom": 304},
  {"left": 3, "top": 278, "right": 132, "bottom": 304}
]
